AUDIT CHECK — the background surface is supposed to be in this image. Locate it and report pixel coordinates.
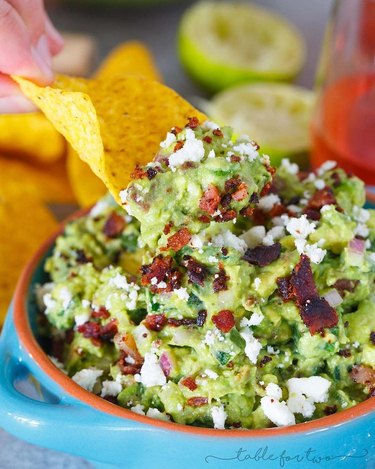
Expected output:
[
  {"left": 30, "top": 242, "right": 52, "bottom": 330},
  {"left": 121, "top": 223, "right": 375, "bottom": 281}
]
[{"left": 0, "top": 1, "right": 332, "bottom": 467}]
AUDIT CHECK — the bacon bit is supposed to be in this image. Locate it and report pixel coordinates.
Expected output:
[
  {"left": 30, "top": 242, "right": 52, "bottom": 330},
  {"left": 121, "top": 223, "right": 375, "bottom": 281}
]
[
  {"left": 324, "top": 405, "right": 337, "bottom": 416},
  {"left": 171, "top": 126, "right": 182, "bottom": 136},
  {"left": 220, "top": 193, "right": 232, "bottom": 208},
  {"left": 141, "top": 255, "right": 172, "bottom": 285},
  {"left": 91, "top": 306, "right": 110, "bottom": 319},
  {"left": 304, "top": 208, "right": 321, "bottom": 221},
  {"left": 221, "top": 247, "right": 228, "bottom": 256},
  {"left": 260, "top": 181, "right": 272, "bottom": 197},
  {"left": 265, "top": 164, "right": 276, "bottom": 176},
  {"left": 187, "top": 397, "right": 208, "bottom": 407},
  {"left": 145, "top": 314, "right": 167, "bottom": 331},
  {"left": 350, "top": 365, "right": 375, "bottom": 388},
  {"left": 240, "top": 205, "right": 254, "bottom": 219},
  {"left": 187, "top": 116, "right": 200, "bottom": 129},
  {"left": 243, "top": 243, "right": 281, "bottom": 268},
  {"left": 75, "top": 249, "right": 92, "bottom": 264},
  {"left": 370, "top": 332, "right": 375, "bottom": 346},
  {"left": 167, "top": 227, "right": 191, "bottom": 251},
  {"left": 173, "top": 141, "right": 184, "bottom": 152},
  {"left": 213, "top": 128, "right": 223, "bottom": 137},
  {"left": 100, "top": 320, "right": 118, "bottom": 341},
  {"left": 259, "top": 356, "right": 272, "bottom": 368},
  {"left": 199, "top": 184, "right": 221, "bottom": 215},
  {"left": 146, "top": 167, "right": 158, "bottom": 180},
  {"left": 298, "top": 171, "right": 310, "bottom": 182},
  {"left": 167, "top": 317, "right": 196, "bottom": 327},
  {"left": 213, "top": 268, "right": 229, "bottom": 292},
  {"left": 181, "top": 376, "right": 198, "bottom": 391},
  {"left": 232, "top": 183, "right": 248, "bottom": 202},
  {"left": 182, "top": 255, "right": 207, "bottom": 286},
  {"left": 290, "top": 255, "right": 338, "bottom": 334},
  {"left": 78, "top": 320, "right": 118, "bottom": 342},
  {"left": 250, "top": 193, "right": 260, "bottom": 204},
  {"left": 230, "top": 155, "right": 241, "bottom": 163},
  {"left": 277, "top": 276, "right": 293, "bottom": 302},
  {"left": 331, "top": 172, "right": 341, "bottom": 187},
  {"left": 115, "top": 333, "right": 144, "bottom": 367},
  {"left": 333, "top": 279, "right": 359, "bottom": 296},
  {"left": 196, "top": 310, "right": 207, "bottom": 327},
  {"left": 163, "top": 222, "right": 174, "bottom": 235},
  {"left": 198, "top": 215, "right": 211, "bottom": 223},
  {"left": 304, "top": 187, "right": 340, "bottom": 220},
  {"left": 338, "top": 349, "right": 351, "bottom": 357},
  {"left": 212, "top": 310, "right": 235, "bottom": 333},
  {"left": 203, "top": 136, "right": 212, "bottom": 144},
  {"left": 224, "top": 177, "right": 241, "bottom": 193},
  {"left": 131, "top": 165, "right": 147, "bottom": 180},
  {"left": 214, "top": 209, "right": 237, "bottom": 223},
  {"left": 103, "top": 212, "right": 126, "bottom": 238}
]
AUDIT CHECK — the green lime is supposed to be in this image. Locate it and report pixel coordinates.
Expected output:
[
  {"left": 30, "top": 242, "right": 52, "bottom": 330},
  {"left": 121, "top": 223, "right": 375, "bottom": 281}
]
[
  {"left": 205, "top": 82, "right": 315, "bottom": 167},
  {"left": 178, "top": 1, "right": 306, "bottom": 93}
]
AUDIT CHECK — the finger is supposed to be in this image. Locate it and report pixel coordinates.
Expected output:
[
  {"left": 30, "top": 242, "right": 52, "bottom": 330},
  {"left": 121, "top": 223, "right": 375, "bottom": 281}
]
[
  {"left": 45, "top": 14, "right": 64, "bottom": 56},
  {"left": 7, "top": 0, "right": 45, "bottom": 44},
  {"left": 0, "top": 2, "right": 53, "bottom": 83},
  {"left": 0, "top": 74, "right": 37, "bottom": 113}
]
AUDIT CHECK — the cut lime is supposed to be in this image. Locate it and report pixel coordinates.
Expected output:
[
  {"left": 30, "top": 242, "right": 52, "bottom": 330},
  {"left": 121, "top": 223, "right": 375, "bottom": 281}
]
[
  {"left": 178, "top": 1, "right": 306, "bottom": 93},
  {"left": 205, "top": 82, "right": 315, "bottom": 167}
]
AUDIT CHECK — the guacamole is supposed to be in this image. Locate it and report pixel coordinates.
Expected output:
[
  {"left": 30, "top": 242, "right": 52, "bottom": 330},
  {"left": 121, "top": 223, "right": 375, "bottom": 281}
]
[{"left": 38, "top": 120, "right": 375, "bottom": 429}]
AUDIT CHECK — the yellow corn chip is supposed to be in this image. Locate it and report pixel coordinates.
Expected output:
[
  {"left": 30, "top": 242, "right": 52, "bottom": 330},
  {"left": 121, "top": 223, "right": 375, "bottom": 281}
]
[
  {"left": 0, "top": 112, "right": 65, "bottom": 164},
  {"left": 95, "top": 41, "right": 162, "bottom": 82},
  {"left": 15, "top": 75, "right": 206, "bottom": 204},
  {"left": 67, "top": 145, "right": 106, "bottom": 207},
  {"left": 0, "top": 156, "right": 75, "bottom": 204},
  {"left": 0, "top": 194, "right": 57, "bottom": 324}
]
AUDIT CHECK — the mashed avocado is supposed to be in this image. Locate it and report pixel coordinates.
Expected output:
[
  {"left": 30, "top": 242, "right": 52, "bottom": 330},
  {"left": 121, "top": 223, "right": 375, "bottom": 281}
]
[{"left": 38, "top": 120, "right": 375, "bottom": 429}]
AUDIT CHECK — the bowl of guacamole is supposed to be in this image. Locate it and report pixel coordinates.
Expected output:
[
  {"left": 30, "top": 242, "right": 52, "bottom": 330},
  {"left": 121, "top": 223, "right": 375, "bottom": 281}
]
[
  {"left": 35, "top": 120, "right": 375, "bottom": 430},
  {"left": 1, "top": 119, "right": 374, "bottom": 468}
]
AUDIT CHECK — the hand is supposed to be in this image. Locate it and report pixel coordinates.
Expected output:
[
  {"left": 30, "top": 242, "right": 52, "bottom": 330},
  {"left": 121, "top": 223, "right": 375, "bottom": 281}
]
[{"left": 0, "top": 0, "right": 63, "bottom": 113}]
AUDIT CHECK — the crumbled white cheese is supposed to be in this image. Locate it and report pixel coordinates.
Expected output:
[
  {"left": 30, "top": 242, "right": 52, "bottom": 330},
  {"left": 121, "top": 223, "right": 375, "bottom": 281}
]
[
  {"left": 253, "top": 277, "right": 262, "bottom": 291},
  {"left": 314, "top": 179, "right": 326, "bottom": 190},
  {"left": 119, "top": 189, "right": 128, "bottom": 205},
  {"left": 317, "top": 160, "right": 337, "bottom": 176},
  {"left": 287, "top": 394, "right": 315, "bottom": 418},
  {"left": 146, "top": 408, "right": 170, "bottom": 421},
  {"left": 304, "top": 242, "right": 327, "bottom": 264},
  {"left": 212, "top": 230, "right": 247, "bottom": 255},
  {"left": 81, "top": 299, "right": 90, "bottom": 309},
  {"left": 89, "top": 199, "right": 110, "bottom": 218},
  {"left": 204, "top": 330, "right": 215, "bottom": 346},
  {"left": 203, "top": 120, "right": 220, "bottom": 131},
  {"left": 204, "top": 369, "right": 219, "bottom": 380},
  {"left": 353, "top": 206, "right": 370, "bottom": 224},
  {"left": 208, "top": 149, "right": 215, "bottom": 158},
  {"left": 287, "top": 376, "right": 331, "bottom": 403},
  {"left": 208, "top": 256, "right": 219, "bottom": 263},
  {"left": 258, "top": 194, "right": 281, "bottom": 212},
  {"left": 232, "top": 142, "right": 258, "bottom": 161},
  {"left": 43, "top": 293, "right": 56, "bottom": 312},
  {"left": 110, "top": 273, "right": 129, "bottom": 290},
  {"left": 140, "top": 353, "right": 167, "bottom": 388},
  {"left": 130, "top": 404, "right": 145, "bottom": 415},
  {"left": 174, "top": 287, "right": 189, "bottom": 301},
  {"left": 354, "top": 223, "right": 369, "bottom": 238},
  {"left": 74, "top": 312, "right": 90, "bottom": 327},
  {"left": 101, "top": 380, "right": 122, "bottom": 398},
  {"left": 211, "top": 405, "right": 227, "bottom": 429},
  {"left": 160, "top": 132, "right": 176, "bottom": 149},
  {"left": 169, "top": 128, "right": 205, "bottom": 169},
  {"left": 286, "top": 215, "right": 316, "bottom": 239},
  {"left": 240, "top": 225, "right": 266, "bottom": 248},
  {"left": 260, "top": 396, "right": 295, "bottom": 427},
  {"left": 59, "top": 287, "right": 72, "bottom": 309},
  {"left": 190, "top": 234, "right": 205, "bottom": 249},
  {"left": 265, "top": 383, "right": 282, "bottom": 400},
  {"left": 239, "top": 327, "right": 262, "bottom": 364},
  {"left": 125, "top": 289, "right": 138, "bottom": 310},
  {"left": 72, "top": 368, "right": 103, "bottom": 392},
  {"left": 281, "top": 158, "right": 299, "bottom": 175}
]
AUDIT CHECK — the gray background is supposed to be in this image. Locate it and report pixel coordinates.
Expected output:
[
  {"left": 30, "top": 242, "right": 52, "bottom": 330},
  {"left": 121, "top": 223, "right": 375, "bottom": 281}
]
[{"left": 0, "top": 0, "right": 332, "bottom": 467}]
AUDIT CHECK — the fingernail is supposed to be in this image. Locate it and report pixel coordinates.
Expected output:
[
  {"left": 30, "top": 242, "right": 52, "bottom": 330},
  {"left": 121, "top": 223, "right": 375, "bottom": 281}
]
[
  {"left": 31, "top": 34, "right": 54, "bottom": 82},
  {"left": 0, "top": 95, "right": 37, "bottom": 114}
]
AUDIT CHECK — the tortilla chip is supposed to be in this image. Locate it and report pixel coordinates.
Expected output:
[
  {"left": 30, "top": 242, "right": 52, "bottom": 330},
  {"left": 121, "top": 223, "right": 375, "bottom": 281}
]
[
  {"left": 0, "top": 112, "right": 65, "bottom": 164},
  {"left": 0, "top": 194, "right": 57, "bottom": 324},
  {"left": 95, "top": 41, "right": 162, "bottom": 82},
  {"left": 0, "top": 156, "right": 75, "bottom": 204},
  {"left": 67, "top": 145, "right": 106, "bottom": 207},
  {"left": 15, "top": 75, "right": 206, "bottom": 204}
]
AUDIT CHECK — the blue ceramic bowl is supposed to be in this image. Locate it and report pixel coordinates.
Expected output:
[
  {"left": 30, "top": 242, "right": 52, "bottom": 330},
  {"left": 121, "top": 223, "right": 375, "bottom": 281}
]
[{"left": 0, "top": 202, "right": 375, "bottom": 469}]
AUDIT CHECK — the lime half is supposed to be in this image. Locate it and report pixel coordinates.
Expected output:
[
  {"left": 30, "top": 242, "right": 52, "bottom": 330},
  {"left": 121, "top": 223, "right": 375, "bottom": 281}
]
[
  {"left": 206, "top": 83, "right": 315, "bottom": 167},
  {"left": 178, "top": 1, "right": 306, "bottom": 93}
]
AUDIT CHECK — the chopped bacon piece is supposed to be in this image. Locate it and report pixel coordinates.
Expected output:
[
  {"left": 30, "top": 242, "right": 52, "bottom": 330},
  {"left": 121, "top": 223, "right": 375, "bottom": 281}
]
[
  {"left": 99, "top": 320, "right": 118, "bottom": 341},
  {"left": 214, "top": 209, "right": 237, "bottom": 222},
  {"left": 331, "top": 171, "right": 341, "bottom": 187},
  {"left": 131, "top": 165, "right": 147, "bottom": 180},
  {"left": 203, "top": 136, "right": 212, "bottom": 144},
  {"left": 212, "top": 310, "right": 235, "bottom": 333},
  {"left": 243, "top": 243, "right": 281, "bottom": 268},
  {"left": 240, "top": 205, "right": 254, "bottom": 219},
  {"left": 146, "top": 167, "right": 158, "bottom": 180},
  {"left": 187, "top": 397, "right": 208, "bottom": 407},
  {"left": 370, "top": 332, "right": 375, "bottom": 346},
  {"left": 167, "top": 317, "right": 197, "bottom": 327},
  {"left": 182, "top": 255, "right": 207, "bottom": 287},
  {"left": 338, "top": 349, "right": 351, "bottom": 357},
  {"left": 145, "top": 314, "right": 167, "bottom": 331},
  {"left": 290, "top": 255, "right": 338, "bottom": 334},
  {"left": 78, "top": 321, "right": 101, "bottom": 339},
  {"left": 171, "top": 126, "right": 182, "bottom": 136},
  {"left": 115, "top": 333, "right": 144, "bottom": 366},
  {"left": 199, "top": 185, "right": 221, "bottom": 215},
  {"left": 277, "top": 276, "right": 293, "bottom": 302},
  {"left": 307, "top": 187, "right": 337, "bottom": 211},
  {"left": 259, "top": 356, "right": 272, "bottom": 368},
  {"left": 230, "top": 155, "right": 241, "bottom": 163},
  {"left": 213, "top": 268, "right": 229, "bottom": 292},
  {"left": 224, "top": 177, "right": 241, "bottom": 193},
  {"left": 220, "top": 193, "right": 232, "bottom": 208},
  {"left": 141, "top": 255, "right": 172, "bottom": 286},
  {"left": 75, "top": 249, "right": 92, "bottom": 264},
  {"left": 103, "top": 212, "right": 125, "bottom": 238},
  {"left": 196, "top": 310, "right": 207, "bottom": 327},
  {"left": 163, "top": 222, "right": 174, "bottom": 235},
  {"left": 260, "top": 181, "right": 272, "bottom": 197},
  {"left": 174, "top": 141, "right": 184, "bottom": 152},
  {"left": 181, "top": 376, "right": 198, "bottom": 391},
  {"left": 269, "top": 203, "right": 288, "bottom": 218},
  {"left": 333, "top": 279, "right": 359, "bottom": 296},
  {"left": 198, "top": 215, "right": 211, "bottom": 223},
  {"left": 350, "top": 365, "right": 375, "bottom": 388},
  {"left": 213, "top": 129, "right": 223, "bottom": 137},
  {"left": 232, "top": 183, "right": 248, "bottom": 202},
  {"left": 323, "top": 405, "right": 337, "bottom": 416},
  {"left": 187, "top": 116, "right": 200, "bottom": 129},
  {"left": 167, "top": 227, "right": 191, "bottom": 251},
  {"left": 304, "top": 208, "right": 321, "bottom": 221},
  {"left": 250, "top": 193, "right": 260, "bottom": 204}
]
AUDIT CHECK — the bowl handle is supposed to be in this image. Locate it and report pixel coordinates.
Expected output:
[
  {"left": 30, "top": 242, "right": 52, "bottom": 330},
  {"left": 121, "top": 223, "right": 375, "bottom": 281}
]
[{"left": 0, "top": 305, "right": 144, "bottom": 452}]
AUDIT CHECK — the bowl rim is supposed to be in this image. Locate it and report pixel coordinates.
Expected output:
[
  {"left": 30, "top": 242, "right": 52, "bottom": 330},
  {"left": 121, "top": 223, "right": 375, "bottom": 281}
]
[{"left": 13, "top": 208, "right": 375, "bottom": 438}]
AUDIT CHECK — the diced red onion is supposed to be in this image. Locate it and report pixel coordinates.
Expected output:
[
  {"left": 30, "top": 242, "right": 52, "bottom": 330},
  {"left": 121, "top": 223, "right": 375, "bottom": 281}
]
[
  {"left": 160, "top": 352, "right": 172, "bottom": 377},
  {"left": 349, "top": 238, "right": 366, "bottom": 254},
  {"left": 323, "top": 289, "right": 343, "bottom": 308}
]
